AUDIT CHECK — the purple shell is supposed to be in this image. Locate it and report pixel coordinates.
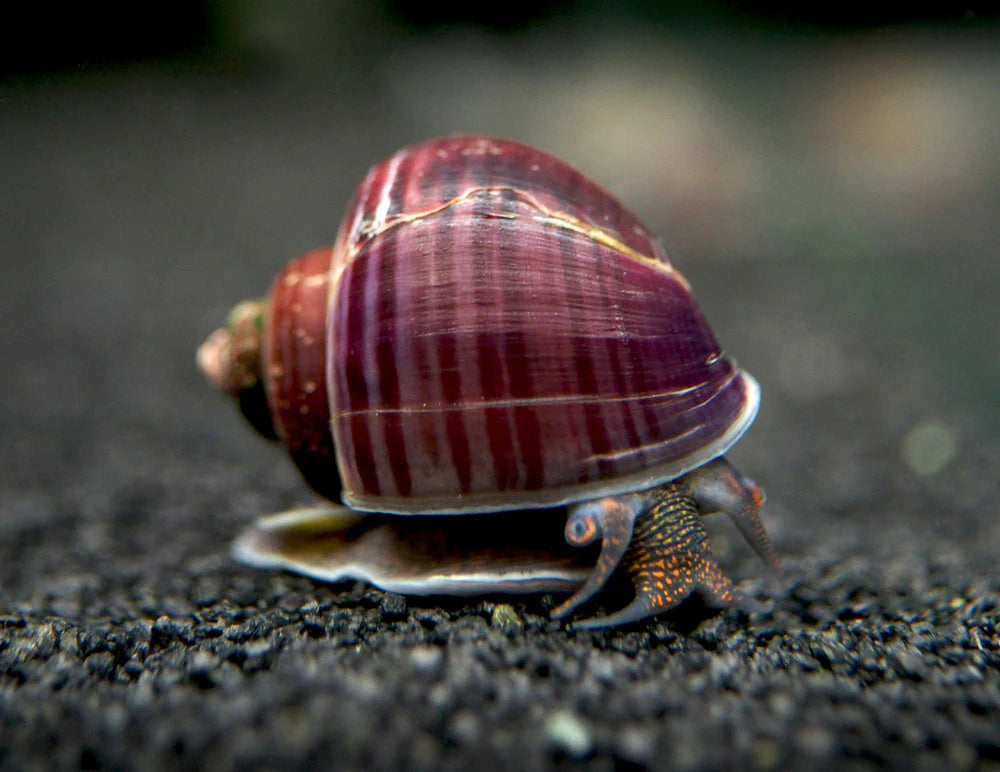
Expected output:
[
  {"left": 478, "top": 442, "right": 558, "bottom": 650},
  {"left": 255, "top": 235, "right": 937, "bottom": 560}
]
[{"left": 326, "top": 136, "right": 759, "bottom": 514}]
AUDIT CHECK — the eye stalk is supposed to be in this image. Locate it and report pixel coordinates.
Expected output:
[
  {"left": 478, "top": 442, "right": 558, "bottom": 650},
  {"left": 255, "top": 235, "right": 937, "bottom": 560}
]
[
  {"left": 553, "top": 495, "right": 649, "bottom": 621},
  {"left": 197, "top": 299, "right": 277, "bottom": 440}
]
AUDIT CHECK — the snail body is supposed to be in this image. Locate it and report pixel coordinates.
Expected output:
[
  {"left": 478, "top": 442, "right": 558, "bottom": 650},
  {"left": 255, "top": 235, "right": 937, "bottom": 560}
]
[{"left": 200, "top": 136, "right": 779, "bottom": 628}]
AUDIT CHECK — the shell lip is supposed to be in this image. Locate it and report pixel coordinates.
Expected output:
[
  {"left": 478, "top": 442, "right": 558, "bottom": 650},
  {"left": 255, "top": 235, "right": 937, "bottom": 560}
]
[{"left": 342, "top": 370, "right": 761, "bottom": 516}]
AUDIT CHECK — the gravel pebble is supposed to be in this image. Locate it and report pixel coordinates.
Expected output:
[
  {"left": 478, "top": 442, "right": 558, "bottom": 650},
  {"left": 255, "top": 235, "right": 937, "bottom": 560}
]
[{"left": 545, "top": 710, "right": 593, "bottom": 759}]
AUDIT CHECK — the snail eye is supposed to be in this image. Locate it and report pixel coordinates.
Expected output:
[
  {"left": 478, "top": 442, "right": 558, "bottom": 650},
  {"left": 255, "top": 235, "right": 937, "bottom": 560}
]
[{"left": 565, "top": 514, "right": 598, "bottom": 547}]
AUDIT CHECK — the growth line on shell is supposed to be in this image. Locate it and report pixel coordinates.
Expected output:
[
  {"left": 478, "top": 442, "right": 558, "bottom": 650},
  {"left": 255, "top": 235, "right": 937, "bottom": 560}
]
[
  {"left": 340, "top": 186, "right": 689, "bottom": 287},
  {"left": 329, "top": 381, "right": 716, "bottom": 421},
  {"left": 582, "top": 424, "right": 705, "bottom": 465}
]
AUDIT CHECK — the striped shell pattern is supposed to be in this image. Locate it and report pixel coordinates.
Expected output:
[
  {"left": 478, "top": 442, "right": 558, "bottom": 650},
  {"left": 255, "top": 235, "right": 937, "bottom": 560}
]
[{"left": 265, "top": 136, "right": 759, "bottom": 514}]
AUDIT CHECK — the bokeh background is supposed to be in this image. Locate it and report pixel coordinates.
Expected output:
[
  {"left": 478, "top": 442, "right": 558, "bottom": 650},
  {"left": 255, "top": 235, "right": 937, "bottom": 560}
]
[{"left": 2, "top": 2, "right": 999, "bottom": 769}]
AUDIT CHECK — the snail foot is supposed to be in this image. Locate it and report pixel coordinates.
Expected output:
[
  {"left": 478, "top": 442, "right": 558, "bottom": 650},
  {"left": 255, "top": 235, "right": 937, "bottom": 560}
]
[{"left": 566, "top": 487, "right": 750, "bottom": 630}]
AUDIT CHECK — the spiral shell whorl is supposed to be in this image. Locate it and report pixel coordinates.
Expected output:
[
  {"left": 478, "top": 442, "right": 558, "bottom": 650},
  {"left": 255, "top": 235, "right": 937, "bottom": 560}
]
[{"left": 324, "top": 136, "right": 759, "bottom": 514}]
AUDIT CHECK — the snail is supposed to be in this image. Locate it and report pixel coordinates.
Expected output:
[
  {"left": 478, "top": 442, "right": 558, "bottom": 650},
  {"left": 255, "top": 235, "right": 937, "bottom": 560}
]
[{"left": 198, "top": 136, "right": 780, "bottom": 629}]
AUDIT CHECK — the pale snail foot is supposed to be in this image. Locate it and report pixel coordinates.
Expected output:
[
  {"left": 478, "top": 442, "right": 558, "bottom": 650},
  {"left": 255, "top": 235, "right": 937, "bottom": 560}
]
[{"left": 233, "top": 504, "right": 594, "bottom": 596}]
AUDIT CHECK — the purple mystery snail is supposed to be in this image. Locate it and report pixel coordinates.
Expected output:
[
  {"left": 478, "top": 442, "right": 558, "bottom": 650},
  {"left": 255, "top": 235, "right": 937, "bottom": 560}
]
[{"left": 198, "top": 135, "right": 780, "bottom": 629}]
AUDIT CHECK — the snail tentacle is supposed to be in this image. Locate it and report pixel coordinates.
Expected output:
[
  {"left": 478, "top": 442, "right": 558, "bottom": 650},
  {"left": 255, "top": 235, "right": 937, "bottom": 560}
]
[
  {"left": 569, "top": 484, "right": 754, "bottom": 630},
  {"left": 550, "top": 494, "right": 650, "bottom": 620},
  {"left": 683, "top": 458, "right": 782, "bottom": 575}
]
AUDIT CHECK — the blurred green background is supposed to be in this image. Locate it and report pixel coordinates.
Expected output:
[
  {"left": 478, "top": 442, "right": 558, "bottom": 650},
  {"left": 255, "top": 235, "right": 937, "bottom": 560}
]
[
  {"left": 4, "top": 2, "right": 999, "bottom": 77},
  {"left": 2, "top": 1, "right": 997, "bottom": 545}
]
